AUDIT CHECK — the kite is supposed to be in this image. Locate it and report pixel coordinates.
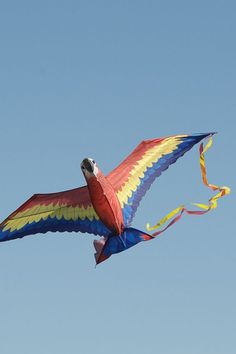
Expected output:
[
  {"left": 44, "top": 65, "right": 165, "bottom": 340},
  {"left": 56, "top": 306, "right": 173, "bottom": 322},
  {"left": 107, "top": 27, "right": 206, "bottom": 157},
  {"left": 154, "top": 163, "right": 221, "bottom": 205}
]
[{"left": 0, "top": 133, "right": 230, "bottom": 264}]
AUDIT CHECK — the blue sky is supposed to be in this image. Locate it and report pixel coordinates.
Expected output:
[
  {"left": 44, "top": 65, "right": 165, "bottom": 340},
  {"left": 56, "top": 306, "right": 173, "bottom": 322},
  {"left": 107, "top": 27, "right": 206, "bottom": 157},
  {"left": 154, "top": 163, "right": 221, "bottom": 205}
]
[{"left": 0, "top": 1, "right": 235, "bottom": 353}]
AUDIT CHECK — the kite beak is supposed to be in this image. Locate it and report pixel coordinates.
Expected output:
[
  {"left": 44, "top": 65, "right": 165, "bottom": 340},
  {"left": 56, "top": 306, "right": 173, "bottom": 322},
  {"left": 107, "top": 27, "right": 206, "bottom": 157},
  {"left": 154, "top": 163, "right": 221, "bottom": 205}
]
[{"left": 81, "top": 158, "right": 94, "bottom": 173}]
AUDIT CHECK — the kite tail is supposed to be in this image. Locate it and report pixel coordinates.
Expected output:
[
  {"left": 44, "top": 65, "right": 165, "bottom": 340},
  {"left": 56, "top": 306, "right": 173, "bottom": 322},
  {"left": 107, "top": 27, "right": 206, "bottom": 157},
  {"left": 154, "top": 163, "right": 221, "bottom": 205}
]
[
  {"left": 146, "top": 135, "right": 231, "bottom": 237},
  {"left": 94, "top": 228, "right": 154, "bottom": 265}
]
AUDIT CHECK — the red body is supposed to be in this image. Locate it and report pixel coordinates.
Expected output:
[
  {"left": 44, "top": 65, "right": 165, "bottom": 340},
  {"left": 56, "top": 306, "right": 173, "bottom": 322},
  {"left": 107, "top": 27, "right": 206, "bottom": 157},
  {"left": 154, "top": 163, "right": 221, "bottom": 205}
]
[{"left": 86, "top": 170, "right": 124, "bottom": 235}]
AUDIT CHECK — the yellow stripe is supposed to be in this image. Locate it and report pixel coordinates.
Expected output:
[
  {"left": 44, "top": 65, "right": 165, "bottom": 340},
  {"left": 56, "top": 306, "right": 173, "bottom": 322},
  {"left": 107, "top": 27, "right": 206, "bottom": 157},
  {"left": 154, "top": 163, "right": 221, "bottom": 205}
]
[
  {"left": 117, "top": 136, "right": 186, "bottom": 207},
  {"left": 3, "top": 204, "right": 99, "bottom": 232}
]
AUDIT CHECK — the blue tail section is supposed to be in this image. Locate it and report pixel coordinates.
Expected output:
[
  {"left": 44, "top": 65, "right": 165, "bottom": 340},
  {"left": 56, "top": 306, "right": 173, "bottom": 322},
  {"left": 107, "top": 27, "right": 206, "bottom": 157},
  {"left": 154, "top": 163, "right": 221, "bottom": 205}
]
[{"left": 94, "top": 227, "right": 154, "bottom": 264}]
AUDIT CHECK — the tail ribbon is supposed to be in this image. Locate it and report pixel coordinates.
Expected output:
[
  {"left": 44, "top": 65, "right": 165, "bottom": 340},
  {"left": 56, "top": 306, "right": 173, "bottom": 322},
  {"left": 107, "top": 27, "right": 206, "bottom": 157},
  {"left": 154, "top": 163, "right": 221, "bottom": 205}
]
[{"left": 146, "top": 136, "right": 230, "bottom": 237}]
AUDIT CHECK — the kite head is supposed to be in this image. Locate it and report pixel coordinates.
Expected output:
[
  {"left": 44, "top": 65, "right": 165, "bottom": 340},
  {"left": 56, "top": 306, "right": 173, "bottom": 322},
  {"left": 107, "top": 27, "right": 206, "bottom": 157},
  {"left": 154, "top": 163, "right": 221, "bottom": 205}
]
[{"left": 81, "top": 158, "right": 99, "bottom": 179}]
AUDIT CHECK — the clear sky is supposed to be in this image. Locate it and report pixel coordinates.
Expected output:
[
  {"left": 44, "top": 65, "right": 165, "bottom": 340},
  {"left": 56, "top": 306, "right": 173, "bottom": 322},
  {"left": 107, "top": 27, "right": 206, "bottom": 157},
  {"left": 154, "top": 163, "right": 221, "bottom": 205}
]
[{"left": 0, "top": 1, "right": 235, "bottom": 353}]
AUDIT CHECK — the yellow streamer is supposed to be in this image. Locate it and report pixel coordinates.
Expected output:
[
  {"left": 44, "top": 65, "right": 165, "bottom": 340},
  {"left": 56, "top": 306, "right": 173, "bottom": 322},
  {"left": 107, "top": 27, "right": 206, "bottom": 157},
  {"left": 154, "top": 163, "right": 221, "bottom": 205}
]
[
  {"left": 146, "top": 136, "right": 230, "bottom": 234},
  {"left": 146, "top": 205, "right": 184, "bottom": 232}
]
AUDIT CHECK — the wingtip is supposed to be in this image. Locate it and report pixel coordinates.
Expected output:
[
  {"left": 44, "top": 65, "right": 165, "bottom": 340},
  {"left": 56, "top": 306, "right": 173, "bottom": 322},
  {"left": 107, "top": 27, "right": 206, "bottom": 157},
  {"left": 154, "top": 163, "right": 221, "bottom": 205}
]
[
  {"left": 194, "top": 132, "right": 217, "bottom": 137},
  {"left": 188, "top": 132, "right": 217, "bottom": 142},
  {"left": 207, "top": 131, "right": 217, "bottom": 136}
]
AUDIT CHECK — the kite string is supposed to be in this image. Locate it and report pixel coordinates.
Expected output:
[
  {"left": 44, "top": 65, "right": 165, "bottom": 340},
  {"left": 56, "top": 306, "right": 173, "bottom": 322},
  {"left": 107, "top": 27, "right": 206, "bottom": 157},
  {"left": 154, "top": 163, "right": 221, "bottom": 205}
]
[{"left": 146, "top": 136, "right": 230, "bottom": 237}]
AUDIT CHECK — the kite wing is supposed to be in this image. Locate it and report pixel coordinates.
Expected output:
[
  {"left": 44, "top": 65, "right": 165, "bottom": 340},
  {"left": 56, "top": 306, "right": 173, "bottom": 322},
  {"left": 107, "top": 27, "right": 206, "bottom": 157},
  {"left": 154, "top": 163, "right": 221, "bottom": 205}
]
[
  {"left": 107, "top": 133, "right": 213, "bottom": 226},
  {"left": 0, "top": 186, "right": 110, "bottom": 242}
]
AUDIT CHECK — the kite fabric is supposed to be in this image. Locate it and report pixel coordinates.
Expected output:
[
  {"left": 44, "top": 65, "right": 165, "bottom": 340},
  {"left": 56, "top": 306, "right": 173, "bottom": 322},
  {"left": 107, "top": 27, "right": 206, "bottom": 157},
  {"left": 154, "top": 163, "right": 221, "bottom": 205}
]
[{"left": 0, "top": 133, "right": 230, "bottom": 265}]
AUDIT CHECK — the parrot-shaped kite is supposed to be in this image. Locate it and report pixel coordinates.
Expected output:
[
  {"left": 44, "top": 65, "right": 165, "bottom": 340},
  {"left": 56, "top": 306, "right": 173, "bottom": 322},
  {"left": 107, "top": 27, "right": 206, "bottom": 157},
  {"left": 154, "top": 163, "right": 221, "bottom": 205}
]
[{"left": 0, "top": 133, "right": 230, "bottom": 264}]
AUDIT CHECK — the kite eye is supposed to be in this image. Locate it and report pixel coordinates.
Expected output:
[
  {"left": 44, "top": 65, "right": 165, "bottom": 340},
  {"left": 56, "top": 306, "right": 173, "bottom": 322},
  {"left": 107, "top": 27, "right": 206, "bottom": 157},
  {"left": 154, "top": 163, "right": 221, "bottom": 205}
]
[
  {"left": 81, "top": 165, "right": 85, "bottom": 170},
  {"left": 92, "top": 160, "right": 95, "bottom": 164}
]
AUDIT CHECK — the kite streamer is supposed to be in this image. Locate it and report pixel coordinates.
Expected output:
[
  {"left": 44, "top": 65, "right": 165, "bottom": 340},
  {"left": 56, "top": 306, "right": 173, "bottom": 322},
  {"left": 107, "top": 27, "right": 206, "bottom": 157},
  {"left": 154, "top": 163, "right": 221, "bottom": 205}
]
[{"left": 146, "top": 136, "right": 231, "bottom": 237}]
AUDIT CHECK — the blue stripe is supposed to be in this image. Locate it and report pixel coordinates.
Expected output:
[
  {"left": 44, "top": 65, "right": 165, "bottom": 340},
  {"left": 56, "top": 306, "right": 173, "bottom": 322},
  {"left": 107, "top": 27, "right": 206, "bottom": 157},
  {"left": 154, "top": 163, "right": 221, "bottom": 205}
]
[{"left": 0, "top": 217, "right": 110, "bottom": 242}]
